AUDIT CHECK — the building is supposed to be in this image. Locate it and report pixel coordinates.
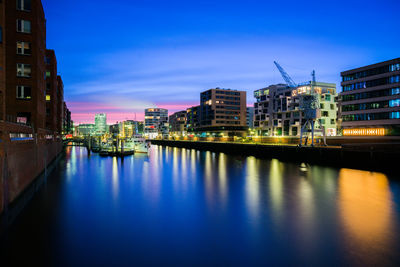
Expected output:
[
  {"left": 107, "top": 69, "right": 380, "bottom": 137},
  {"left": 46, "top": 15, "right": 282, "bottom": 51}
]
[
  {"left": 246, "top": 107, "right": 254, "bottom": 129},
  {"left": 118, "top": 120, "right": 138, "bottom": 138},
  {"left": 0, "top": 0, "right": 69, "bottom": 216},
  {"left": 45, "top": 50, "right": 58, "bottom": 132},
  {"left": 77, "top": 124, "right": 95, "bottom": 136},
  {"left": 254, "top": 82, "right": 337, "bottom": 136},
  {"left": 57, "top": 75, "right": 64, "bottom": 133},
  {"left": 144, "top": 108, "right": 168, "bottom": 138},
  {"left": 63, "top": 101, "right": 72, "bottom": 134},
  {"left": 186, "top": 105, "right": 201, "bottom": 133},
  {"left": 198, "top": 88, "right": 247, "bottom": 136},
  {"left": 94, "top": 113, "right": 107, "bottom": 135},
  {"left": 338, "top": 58, "right": 400, "bottom": 136},
  {"left": 5, "top": 0, "right": 47, "bottom": 129},
  {"left": 169, "top": 110, "right": 187, "bottom": 136}
]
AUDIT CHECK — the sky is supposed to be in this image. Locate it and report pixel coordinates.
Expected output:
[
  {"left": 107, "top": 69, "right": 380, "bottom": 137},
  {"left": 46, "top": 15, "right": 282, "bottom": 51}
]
[{"left": 42, "top": 0, "right": 400, "bottom": 124}]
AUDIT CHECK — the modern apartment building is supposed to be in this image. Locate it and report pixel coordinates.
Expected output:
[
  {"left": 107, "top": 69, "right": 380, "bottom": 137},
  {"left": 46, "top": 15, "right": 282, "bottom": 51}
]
[
  {"left": 254, "top": 82, "right": 337, "bottom": 136},
  {"left": 198, "top": 88, "right": 247, "bottom": 135},
  {"left": 94, "top": 113, "right": 107, "bottom": 135},
  {"left": 186, "top": 105, "right": 200, "bottom": 133},
  {"left": 144, "top": 108, "right": 168, "bottom": 138},
  {"left": 338, "top": 58, "right": 400, "bottom": 136},
  {"left": 169, "top": 110, "right": 187, "bottom": 135},
  {"left": 246, "top": 107, "right": 254, "bottom": 128}
]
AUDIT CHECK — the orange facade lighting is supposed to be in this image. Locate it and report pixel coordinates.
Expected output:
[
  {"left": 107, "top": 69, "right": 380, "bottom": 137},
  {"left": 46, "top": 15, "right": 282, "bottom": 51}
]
[{"left": 343, "top": 128, "right": 386, "bottom": 136}]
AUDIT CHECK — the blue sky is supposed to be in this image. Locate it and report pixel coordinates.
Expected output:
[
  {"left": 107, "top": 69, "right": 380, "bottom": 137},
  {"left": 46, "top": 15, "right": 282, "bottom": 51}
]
[{"left": 42, "top": 0, "right": 400, "bottom": 123}]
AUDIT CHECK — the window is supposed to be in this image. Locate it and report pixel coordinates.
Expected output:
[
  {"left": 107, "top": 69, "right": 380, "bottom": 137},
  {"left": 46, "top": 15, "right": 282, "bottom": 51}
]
[
  {"left": 46, "top": 95, "right": 51, "bottom": 101},
  {"left": 16, "top": 19, "right": 31, "bottom": 33},
  {"left": 389, "top": 75, "right": 400, "bottom": 84},
  {"left": 320, "top": 103, "right": 324, "bottom": 109},
  {"left": 390, "top": 63, "right": 400, "bottom": 72},
  {"left": 16, "top": 86, "right": 31, "bottom": 99},
  {"left": 389, "top": 99, "right": 400, "bottom": 107},
  {"left": 391, "top": 112, "right": 400, "bottom": 119},
  {"left": 17, "top": 0, "right": 31, "bottom": 11},
  {"left": 17, "top": 112, "right": 31, "bottom": 124},
  {"left": 325, "top": 94, "right": 331, "bottom": 101},
  {"left": 17, "top": 63, "right": 31, "bottom": 77},
  {"left": 331, "top": 119, "right": 335, "bottom": 124},
  {"left": 46, "top": 71, "right": 51, "bottom": 78},
  {"left": 322, "top": 111, "right": 329, "bottom": 117},
  {"left": 330, "top": 104, "right": 335, "bottom": 110},
  {"left": 17, "top": 41, "right": 31, "bottom": 55}
]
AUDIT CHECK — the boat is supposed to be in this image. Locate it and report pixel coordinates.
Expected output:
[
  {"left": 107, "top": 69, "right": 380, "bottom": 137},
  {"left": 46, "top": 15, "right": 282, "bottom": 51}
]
[{"left": 131, "top": 135, "right": 150, "bottom": 153}]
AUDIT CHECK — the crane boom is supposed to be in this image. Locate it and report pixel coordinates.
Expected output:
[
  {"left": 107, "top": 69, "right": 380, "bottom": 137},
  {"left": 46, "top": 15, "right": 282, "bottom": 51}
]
[{"left": 273, "top": 61, "right": 297, "bottom": 87}]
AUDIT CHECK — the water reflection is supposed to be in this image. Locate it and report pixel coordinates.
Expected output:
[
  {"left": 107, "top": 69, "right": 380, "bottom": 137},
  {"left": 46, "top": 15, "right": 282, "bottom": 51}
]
[
  {"left": 2, "top": 146, "right": 400, "bottom": 266},
  {"left": 339, "top": 168, "right": 395, "bottom": 265},
  {"left": 269, "top": 159, "right": 284, "bottom": 219}
]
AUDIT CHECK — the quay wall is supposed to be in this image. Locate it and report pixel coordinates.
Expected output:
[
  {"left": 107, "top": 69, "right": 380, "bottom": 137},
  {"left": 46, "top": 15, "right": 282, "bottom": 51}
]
[
  {"left": 0, "top": 122, "right": 63, "bottom": 215},
  {"left": 150, "top": 140, "right": 400, "bottom": 173}
]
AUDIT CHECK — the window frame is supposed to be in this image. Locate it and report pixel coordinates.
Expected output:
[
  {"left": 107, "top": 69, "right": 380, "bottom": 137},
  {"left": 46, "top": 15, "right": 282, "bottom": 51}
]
[{"left": 16, "top": 19, "right": 31, "bottom": 33}]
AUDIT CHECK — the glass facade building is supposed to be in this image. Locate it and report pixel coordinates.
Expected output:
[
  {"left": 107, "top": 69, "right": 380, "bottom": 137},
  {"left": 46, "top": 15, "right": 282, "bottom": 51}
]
[
  {"left": 94, "top": 113, "right": 107, "bottom": 135},
  {"left": 338, "top": 58, "right": 400, "bottom": 135}
]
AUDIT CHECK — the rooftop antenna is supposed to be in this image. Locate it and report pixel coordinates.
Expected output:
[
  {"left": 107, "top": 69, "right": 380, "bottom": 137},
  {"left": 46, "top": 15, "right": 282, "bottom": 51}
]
[{"left": 311, "top": 70, "right": 316, "bottom": 83}]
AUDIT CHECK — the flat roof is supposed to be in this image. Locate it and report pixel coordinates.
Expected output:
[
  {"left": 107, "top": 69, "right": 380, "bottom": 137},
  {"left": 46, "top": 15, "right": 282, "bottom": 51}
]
[{"left": 341, "top": 57, "right": 400, "bottom": 76}]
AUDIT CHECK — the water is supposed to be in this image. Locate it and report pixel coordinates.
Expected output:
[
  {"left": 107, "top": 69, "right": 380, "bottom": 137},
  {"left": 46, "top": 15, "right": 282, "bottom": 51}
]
[{"left": 1, "top": 145, "right": 400, "bottom": 266}]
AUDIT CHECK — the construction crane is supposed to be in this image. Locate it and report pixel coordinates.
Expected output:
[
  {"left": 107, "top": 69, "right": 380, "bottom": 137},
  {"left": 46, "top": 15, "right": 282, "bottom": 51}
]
[{"left": 273, "top": 61, "right": 297, "bottom": 87}]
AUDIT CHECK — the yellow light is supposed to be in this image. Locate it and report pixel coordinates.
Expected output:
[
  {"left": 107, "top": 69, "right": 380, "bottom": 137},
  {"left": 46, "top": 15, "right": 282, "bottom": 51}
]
[
  {"left": 343, "top": 128, "right": 386, "bottom": 136},
  {"left": 46, "top": 95, "right": 51, "bottom": 101}
]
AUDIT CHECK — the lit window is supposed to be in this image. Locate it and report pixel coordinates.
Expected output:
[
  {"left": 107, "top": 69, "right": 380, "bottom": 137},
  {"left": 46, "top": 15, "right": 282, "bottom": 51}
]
[
  {"left": 16, "top": 86, "right": 31, "bottom": 99},
  {"left": 16, "top": 19, "right": 31, "bottom": 33},
  {"left": 46, "top": 71, "right": 51, "bottom": 78},
  {"left": 17, "top": 0, "right": 31, "bottom": 11},
  {"left": 390, "top": 112, "right": 400, "bottom": 119},
  {"left": 389, "top": 99, "right": 400, "bottom": 107},
  {"left": 17, "top": 41, "right": 31, "bottom": 55},
  {"left": 46, "top": 95, "right": 51, "bottom": 101},
  {"left": 17, "top": 63, "right": 31, "bottom": 77}
]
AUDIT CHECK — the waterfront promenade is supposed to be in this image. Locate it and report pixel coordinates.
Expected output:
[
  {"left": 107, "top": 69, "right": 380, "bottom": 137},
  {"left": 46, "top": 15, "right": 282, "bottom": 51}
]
[{"left": 151, "top": 138, "right": 400, "bottom": 173}]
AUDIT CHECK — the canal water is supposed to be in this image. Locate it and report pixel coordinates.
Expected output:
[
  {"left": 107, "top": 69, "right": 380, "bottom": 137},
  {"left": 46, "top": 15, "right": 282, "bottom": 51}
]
[{"left": 1, "top": 145, "right": 400, "bottom": 266}]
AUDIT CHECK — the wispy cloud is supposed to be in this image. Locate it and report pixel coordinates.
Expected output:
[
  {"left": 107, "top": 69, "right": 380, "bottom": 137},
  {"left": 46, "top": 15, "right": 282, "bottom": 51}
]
[{"left": 67, "top": 37, "right": 367, "bottom": 123}]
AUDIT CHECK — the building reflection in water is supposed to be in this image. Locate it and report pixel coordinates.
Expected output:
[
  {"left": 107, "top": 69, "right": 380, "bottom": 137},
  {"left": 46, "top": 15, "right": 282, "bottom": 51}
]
[
  {"left": 112, "top": 157, "right": 119, "bottom": 200},
  {"left": 338, "top": 168, "right": 395, "bottom": 264},
  {"left": 218, "top": 153, "right": 228, "bottom": 204},
  {"left": 269, "top": 159, "right": 284, "bottom": 221},
  {"left": 245, "top": 157, "right": 260, "bottom": 222}
]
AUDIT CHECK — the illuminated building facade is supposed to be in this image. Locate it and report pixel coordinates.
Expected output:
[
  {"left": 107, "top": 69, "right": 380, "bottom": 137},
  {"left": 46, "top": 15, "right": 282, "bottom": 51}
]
[
  {"left": 198, "top": 88, "right": 247, "bottom": 135},
  {"left": 169, "top": 110, "right": 187, "bottom": 136},
  {"left": 77, "top": 124, "right": 95, "bottom": 136},
  {"left": 118, "top": 120, "right": 138, "bottom": 138},
  {"left": 94, "top": 113, "right": 107, "bottom": 135},
  {"left": 186, "top": 105, "right": 200, "bottom": 133},
  {"left": 254, "top": 82, "right": 337, "bottom": 136},
  {"left": 339, "top": 58, "right": 400, "bottom": 136},
  {"left": 144, "top": 108, "right": 168, "bottom": 138}
]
